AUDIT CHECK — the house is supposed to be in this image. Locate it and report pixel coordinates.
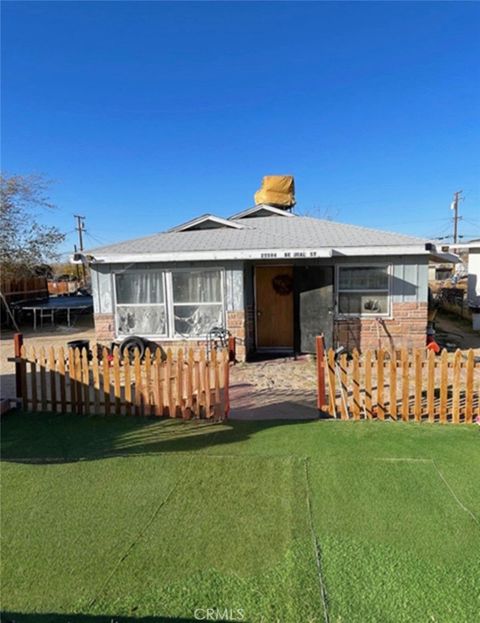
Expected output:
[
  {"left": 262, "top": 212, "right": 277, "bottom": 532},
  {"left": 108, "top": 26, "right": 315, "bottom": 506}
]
[
  {"left": 87, "top": 204, "right": 443, "bottom": 360},
  {"left": 465, "top": 241, "right": 480, "bottom": 314}
]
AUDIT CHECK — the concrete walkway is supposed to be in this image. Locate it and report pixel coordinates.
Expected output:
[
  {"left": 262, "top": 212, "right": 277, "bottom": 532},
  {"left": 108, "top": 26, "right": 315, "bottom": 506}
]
[
  {"left": 229, "top": 356, "right": 320, "bottom": 420},
  {"left": 229, "top": 382, "right": 319, "bottom": 420}
]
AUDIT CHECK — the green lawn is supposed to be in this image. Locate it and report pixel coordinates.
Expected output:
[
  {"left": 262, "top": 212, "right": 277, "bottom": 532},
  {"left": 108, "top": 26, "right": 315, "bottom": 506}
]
[{"left": 1, "top": 413, "right": 479, "bottom": 623}]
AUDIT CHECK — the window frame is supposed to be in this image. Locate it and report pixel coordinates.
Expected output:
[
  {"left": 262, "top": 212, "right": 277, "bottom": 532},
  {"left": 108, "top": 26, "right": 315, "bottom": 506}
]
[
  {"left": 113, "top": 266, "right": 226, "bottom": 340},
  {"left": 168, "top": 267, "right": 226, "bottom": 339},
  {"left": 335, "top": 263, "right": 392, "bottom": 318},
  {"left": 113, "top": 268, "right": 168, "bottom": 339}
]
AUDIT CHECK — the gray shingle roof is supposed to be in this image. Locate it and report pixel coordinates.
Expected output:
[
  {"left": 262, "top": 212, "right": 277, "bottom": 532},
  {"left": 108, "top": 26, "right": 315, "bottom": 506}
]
[{"left": 89, "top": 215, "right": 427, "bottom": 257}]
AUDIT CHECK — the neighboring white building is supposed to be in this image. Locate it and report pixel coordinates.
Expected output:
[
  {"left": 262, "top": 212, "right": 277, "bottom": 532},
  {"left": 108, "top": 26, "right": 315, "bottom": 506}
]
[{"left": 446, "top": 240, "right": 480, "bottom": 329}]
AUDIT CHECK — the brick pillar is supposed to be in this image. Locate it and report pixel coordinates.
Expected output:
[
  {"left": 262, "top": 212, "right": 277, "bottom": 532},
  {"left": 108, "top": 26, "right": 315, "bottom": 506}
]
[
  {"left": 226, "top": 310, "right": 247, "bottom": 361},
  {"left": 94, "top": 313, "right": 115, "bottom": 342}
]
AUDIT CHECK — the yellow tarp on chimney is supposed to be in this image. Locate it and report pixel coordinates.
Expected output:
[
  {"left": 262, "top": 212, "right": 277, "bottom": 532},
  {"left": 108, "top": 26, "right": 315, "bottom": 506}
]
[{"left": 254, "top": 175, "right": 295, "bottom": 208}]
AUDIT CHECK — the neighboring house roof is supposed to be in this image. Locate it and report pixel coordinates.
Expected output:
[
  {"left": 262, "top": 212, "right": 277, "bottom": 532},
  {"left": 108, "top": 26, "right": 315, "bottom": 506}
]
[
  {"left": 446, "top": 240, "right": 480, "bottom": 251},
  {"left": 88, "top": 213, "right": 431, "bottom": 263}
]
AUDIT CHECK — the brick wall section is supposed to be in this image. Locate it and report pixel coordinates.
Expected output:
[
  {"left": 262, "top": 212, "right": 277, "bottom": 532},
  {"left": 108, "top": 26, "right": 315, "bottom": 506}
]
[
  {"left": 334, "top": 302, "right": 428, "bottom": 352},
  {"left": 96, "top": 304, "right": 426, "bottom": 357},
  {"left": 94, "top": 311, "right": 248, "bottom": 361},
  {"left": 94, "top": 313, "right": 115, "bottom": 342}
]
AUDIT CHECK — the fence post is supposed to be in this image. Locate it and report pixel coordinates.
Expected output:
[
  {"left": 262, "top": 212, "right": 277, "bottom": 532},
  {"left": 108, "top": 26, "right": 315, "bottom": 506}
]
[
  {"left": 223, "top": 348, "right": 230, "bottom": 418},
  {"left": 316, "top": 335, "right": 327, "bottom": 412},
  {"left": 352, "top": 349, "right": 360, "bottom": 420},
  {"left": 14, "top": 333, "right": 24, "bottom": 400},
  {"left": 377, "top": 349, "right": 385, "bottom": 420}
]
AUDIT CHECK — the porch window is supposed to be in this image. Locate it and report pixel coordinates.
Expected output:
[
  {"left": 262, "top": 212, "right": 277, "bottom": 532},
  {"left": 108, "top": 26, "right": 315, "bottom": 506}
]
[
  {"left": 172, "top": 269, "right": 224, "bottom": 337},
  {"left": 115, "top": 271, "right": 167, "bottom": 335},
  {"left": 337, "top": 266, "right": 390, "bottom": 315}
]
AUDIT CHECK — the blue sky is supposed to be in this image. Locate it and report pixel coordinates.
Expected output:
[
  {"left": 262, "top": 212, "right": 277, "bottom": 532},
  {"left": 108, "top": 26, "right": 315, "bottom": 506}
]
[{"left": 2, "top": 1, "right": 479, "bottom": 257}]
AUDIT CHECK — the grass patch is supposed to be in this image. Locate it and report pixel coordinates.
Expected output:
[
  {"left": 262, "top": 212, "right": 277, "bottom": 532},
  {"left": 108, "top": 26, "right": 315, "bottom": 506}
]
[
  {"left": 309, "top": 459, "right": 479, "bottom": 622},
  {"left": 1, "top": 413, "right": 479, "bottom": 622}
]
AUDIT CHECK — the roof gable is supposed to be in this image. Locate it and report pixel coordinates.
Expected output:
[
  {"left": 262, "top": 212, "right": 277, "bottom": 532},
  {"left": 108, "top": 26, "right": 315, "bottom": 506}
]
[
  {"left": 168, "top": 214, "right": 244, "bottom": 232},
  {"left": 228, "top": 204, "right": 294, "bottom": 220}
]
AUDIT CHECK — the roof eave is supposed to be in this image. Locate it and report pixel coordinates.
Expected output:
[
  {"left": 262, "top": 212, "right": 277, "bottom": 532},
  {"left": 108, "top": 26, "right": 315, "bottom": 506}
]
[
  {"left": 428, "top": 251, "right": 462, "bottom": 264},
  {"left": 90, "top": 244, "right": 429, "bottom": 265}
]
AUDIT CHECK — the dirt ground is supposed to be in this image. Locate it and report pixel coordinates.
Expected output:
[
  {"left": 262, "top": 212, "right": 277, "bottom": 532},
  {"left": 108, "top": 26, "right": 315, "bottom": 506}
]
[
  {"left": 232, "top": 355, "right": 316, "bottom": 391},
  {"left": 434, "top": 310, "right": 480, "bottom": 350},
  {"left": 0, "top": 317, "right": 96, "bottom": 400}
]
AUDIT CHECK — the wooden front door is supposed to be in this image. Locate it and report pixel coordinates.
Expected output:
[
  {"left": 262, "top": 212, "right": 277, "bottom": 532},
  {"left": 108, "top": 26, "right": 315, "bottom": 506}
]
[{"left": 255, "top": 266, "right": 294, "bottom": 349}]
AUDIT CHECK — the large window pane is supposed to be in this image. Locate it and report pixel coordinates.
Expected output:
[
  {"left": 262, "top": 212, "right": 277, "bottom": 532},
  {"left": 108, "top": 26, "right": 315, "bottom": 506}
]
[
  {"left": 172, "top": 270, "right": 222, "bottom": 303},
  {"left": 117, "top": 305, "right": 166, "bottom": 335},
  {"left": 338, "top": 293, "right": 389, "bottom": 315},
  {"left": 116, "top": 272, "right": 164, "bottom": 304},
  {"left": 339, "top": 267, "right": 388, "bottom": 290},
  {"left": 174, "top": 304, "right": 223, "bottom": 336}
]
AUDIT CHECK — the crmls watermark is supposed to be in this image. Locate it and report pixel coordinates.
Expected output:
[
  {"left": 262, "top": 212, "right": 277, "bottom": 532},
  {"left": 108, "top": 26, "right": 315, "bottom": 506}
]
[{"left": 193, "top": 607, "right": 245, "bottom": 621}]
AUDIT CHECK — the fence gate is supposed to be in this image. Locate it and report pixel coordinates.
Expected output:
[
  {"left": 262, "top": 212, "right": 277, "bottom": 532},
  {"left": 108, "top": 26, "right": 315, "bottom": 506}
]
[{"left": 13, "top": 336, "right": 230, "bottom": 420}]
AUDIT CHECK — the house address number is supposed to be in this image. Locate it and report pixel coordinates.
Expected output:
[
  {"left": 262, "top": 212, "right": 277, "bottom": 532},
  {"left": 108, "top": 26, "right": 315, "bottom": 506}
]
[{"left": 260, "top": 251, "right": 318, "bottom": 259}]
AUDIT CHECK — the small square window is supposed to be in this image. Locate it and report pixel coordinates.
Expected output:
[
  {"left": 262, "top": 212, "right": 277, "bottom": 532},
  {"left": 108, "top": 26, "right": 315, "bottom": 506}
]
[{"left": 338, "top": 266, "right": 390, "bottom": 316}]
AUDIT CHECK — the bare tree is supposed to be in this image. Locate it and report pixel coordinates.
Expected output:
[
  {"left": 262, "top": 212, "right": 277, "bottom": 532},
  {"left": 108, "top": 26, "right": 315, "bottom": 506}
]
[
  {"left": 0, "top": 174, "right": 65, "bottom": 278},
  {"left": 295, "top": 204, "right": 341, "bottom": 220}
]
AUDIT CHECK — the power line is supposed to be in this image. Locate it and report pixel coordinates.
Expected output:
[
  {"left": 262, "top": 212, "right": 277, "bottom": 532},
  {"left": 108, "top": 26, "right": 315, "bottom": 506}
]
[
  {"left": 429, "top": 221, "right": 454, "bottom": 240},
  {"left": 84, "top": 230, "right": 116, "bottom": 246},
  {"left": 462, "top": 217, "right": 480, "bottom": 230}
]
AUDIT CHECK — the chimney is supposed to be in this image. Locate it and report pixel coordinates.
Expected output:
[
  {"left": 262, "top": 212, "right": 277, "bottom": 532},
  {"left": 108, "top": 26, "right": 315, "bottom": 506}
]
[{"left": 254, "top": 175, "right": 295, "bottom": 210}]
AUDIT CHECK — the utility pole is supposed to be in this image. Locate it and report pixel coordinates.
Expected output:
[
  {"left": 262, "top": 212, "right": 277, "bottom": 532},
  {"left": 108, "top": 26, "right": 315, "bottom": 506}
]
[
  {"left": 74, "top": 215, "right": 86, "bottom": 283},
  {"left": 451, "top": 191, "right": 462, "bottom": 244},
  {"left": 73, "top": 244, "right": 80, "bottom": 280}
]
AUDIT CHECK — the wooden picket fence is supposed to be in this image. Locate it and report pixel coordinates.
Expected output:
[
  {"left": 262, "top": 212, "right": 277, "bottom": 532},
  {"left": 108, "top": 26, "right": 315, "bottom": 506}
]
[
  {"left": 16, "top": 344, "right": 230, "bottom": 419},
  {"left": 317, "top": 343, "right": 480, "bottom": 424}
]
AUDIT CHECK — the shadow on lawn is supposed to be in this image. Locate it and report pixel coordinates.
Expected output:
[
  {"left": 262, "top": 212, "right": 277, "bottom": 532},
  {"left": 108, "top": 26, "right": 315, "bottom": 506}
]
[
  {"left": 1, "top": 612, "right": 213, "bottom": 622},
  {"left": 0, "top": 409, "right": 315, "bottom": 465}
]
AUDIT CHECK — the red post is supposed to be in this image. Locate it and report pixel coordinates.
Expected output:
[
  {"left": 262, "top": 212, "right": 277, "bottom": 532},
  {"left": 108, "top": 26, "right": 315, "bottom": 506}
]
[
  {"left": 316, "top": 335, "right": 326, "bottom": 412},
  {"left": 228, "top": 336, "right": 236, "bottom": 363},
  {"left": 224, "top": 352, "right": 230, "bottom": 418},
  {"left": 14, "top": 333, "right": 24, "bottom": 399}
]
